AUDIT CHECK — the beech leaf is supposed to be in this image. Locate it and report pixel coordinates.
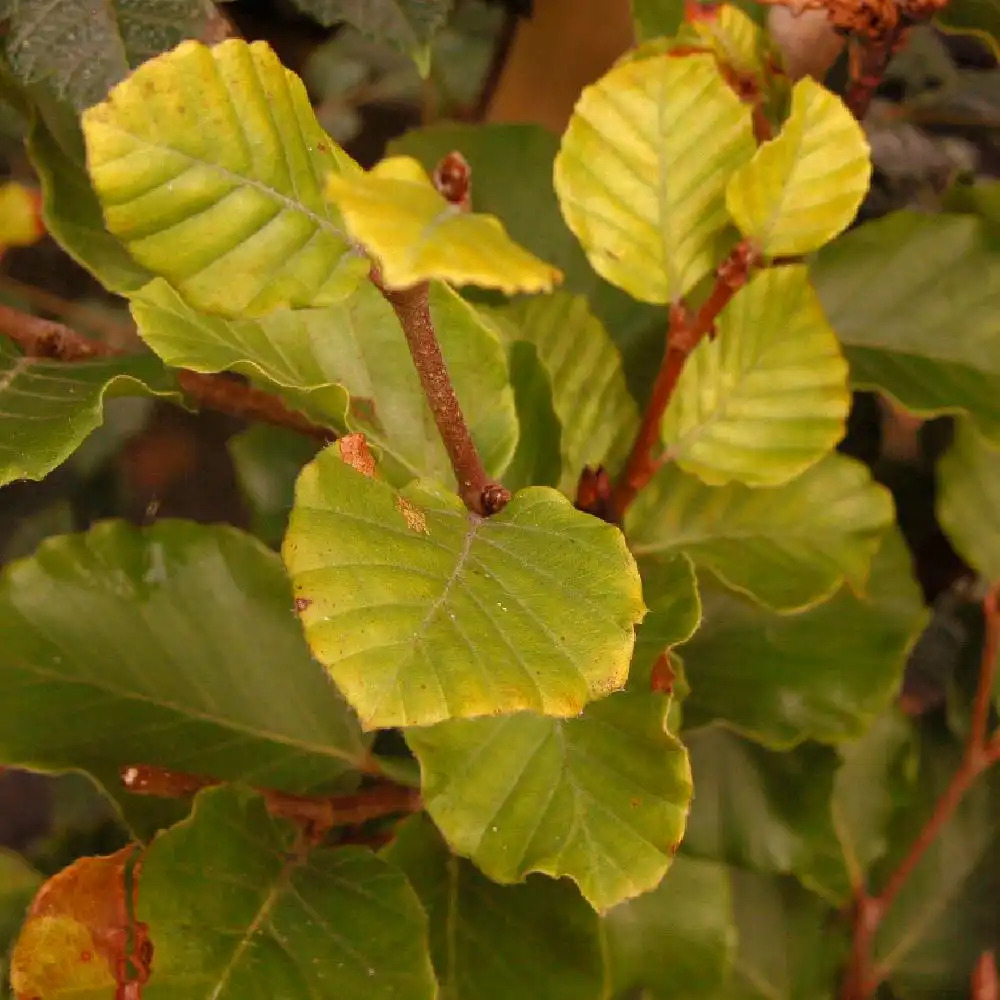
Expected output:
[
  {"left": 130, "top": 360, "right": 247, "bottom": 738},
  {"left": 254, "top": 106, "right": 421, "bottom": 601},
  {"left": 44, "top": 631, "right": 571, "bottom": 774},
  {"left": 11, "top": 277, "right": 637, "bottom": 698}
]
[
  {"left": 726, "top": 77, "right": 871, "bottom": 256},
  {"left": 0, "top": 521, "right": 368, "bottom": 796},
  {"left": 488, "top": 292, "right": 639, "bottom": 494},
  {"left": 659, "top": 266, "right": 850, "bottom": 486},
  {"left": 137, "top": 786, "right": 437, "bottom": 999},
  {"left": 627, "top": 453, "right": 894, "bottom": 612},
  {"left": 82, "top": 39, "right": 369, "bottom": 317},
  {"left": 554, "top": 53, "right": 755, "bottom": 303},
  {"left": 383, "top": 815, "right": 605, "bottom": 1000},
  {"left": 406, "top": 691, "right": 692, "bottom": 911},
  {"left": 814, "top": 212, "right": 1000, "bottom": 444},
  {"left": 680, "top": 530, "right": 927, "bottom": 746},
  {"left": 325, "top": 155, "right": 561, "bottom": 293},
  {"left": 283, "top": 441, "right": 645, "bottom": 729},
  {"left": 0, "top": 338, "right": 179, "bottom": 488},
  {"left": 130, "top": 277, "right": 518, "bottom": 486},
  {"left": 937, "top": 418, "right": 1000, "bottom": 580}
]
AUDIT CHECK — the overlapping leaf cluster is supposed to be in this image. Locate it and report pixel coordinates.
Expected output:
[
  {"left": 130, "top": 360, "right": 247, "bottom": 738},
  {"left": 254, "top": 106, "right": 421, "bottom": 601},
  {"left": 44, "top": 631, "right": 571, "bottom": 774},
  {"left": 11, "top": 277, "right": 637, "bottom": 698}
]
[{"left": 1, "top": 1, "right": 998, "bottom": 997}]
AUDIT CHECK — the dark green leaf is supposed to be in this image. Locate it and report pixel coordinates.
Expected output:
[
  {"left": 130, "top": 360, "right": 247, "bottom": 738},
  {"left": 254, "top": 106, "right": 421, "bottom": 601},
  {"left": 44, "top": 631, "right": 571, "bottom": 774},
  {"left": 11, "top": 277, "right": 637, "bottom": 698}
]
[
  {"left": 602, "top": 855, "right": 735, "bottom": 999},
  {"left": 0, "top": 522, "right": 368, "bottom": 801},
  {"left": 681, "top": 530, "right": 927, "bottom": 746},
  {"left": 0, "top": 338, "right": 178, "bottom": 488},
  {"left": 937, "top": 417, "right": 1000, "bottom": 580},
  {"left": 139, "top": 786, "right": 437, "bottom": 999},
  {"left": 228, "top": 426, "right": 319, "bottom": 548},
  {"left": 727, "top": 869, "right": 847, "bottom": 1000},
  {"left": 813, "top": 212, "right": 1000, "bottom": 444},
  {"left": 406, "top": 691, "right": 691, "bottom": 911},
  {"left": 383, "top": 814, "right": 605, "bottom": 1000},
  {"left": 3, "top": 0, "right": 218, "bottom": 110},
  {"left": 683, "top": 727, "right": 841, "bottom": 896},
  {"left": 936, "top": 0, "right": 1000, "bottom": 59},
  {"left": 630, "top": 0, "right": 687, "bottom": 39},
  {"left": 288, "top": 0, "right": 454, "bottom": 73}
]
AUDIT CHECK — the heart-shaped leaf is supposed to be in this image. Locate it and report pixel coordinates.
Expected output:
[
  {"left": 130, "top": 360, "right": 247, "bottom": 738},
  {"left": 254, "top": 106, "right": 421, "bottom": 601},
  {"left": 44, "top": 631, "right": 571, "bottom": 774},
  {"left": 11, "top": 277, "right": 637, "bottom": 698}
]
[
  {"left": 406, "top": 691, "right": 691, "bottom": 910},
  {"left": 554, "top": 53, "right": 755, "bottom": 304},
  {"left": 627, "top": 453, "right": 894, "bottom": 612},
  {"left": 383, "top": 814, "right": 605, "bottom": 1000},
  {"left": 726, "top": 77, "right": 870, "bottom": 256},
  {"left": 137, "top": 786, "right": 437, "bottom": 999},
  {"left": 325, "top": 155, "right": 561, "bottom": 293},
  {"left": 660, "top": 266, "right": 850, "bottom": 487},
  {"left": 283, "top": 440, "right": 645, "bottom": 729},
  {"left": 82, "top": 39, "right": 369, "bottom": 317},
  {"left": 0, "top": 337, "right": 178, "bottom": 488}
]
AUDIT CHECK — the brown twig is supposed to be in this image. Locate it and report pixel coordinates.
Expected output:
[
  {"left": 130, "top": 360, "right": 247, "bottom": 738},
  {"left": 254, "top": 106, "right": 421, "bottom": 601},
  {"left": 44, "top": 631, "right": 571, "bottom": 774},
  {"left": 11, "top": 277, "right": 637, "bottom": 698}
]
[
  {"left": 612, "top": 241, "right": 757, "bottom": 518},
  {"left": 0, "top": 303, "right": 333, "bottom": 441},
  {"left": 120, "top": 763, "right": 420, "bottom": 839},
  {"left": 841, "top": 585, "right": 1000, "bottom": 999},
  {"left": 372, "top": 152, "right": 509, "bottom": 516}
]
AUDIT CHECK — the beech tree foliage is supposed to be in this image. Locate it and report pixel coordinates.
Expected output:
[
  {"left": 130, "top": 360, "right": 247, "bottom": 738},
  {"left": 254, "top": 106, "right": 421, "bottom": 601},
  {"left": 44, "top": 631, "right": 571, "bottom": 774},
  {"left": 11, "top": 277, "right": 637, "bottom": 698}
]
[{"left": 1, "top": 1, "right": 999, "bottom": 998}]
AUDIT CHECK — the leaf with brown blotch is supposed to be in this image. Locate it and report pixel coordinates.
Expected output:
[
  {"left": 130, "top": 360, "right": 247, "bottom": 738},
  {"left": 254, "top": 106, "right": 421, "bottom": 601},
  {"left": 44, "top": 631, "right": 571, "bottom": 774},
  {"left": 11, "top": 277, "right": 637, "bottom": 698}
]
[{"left": 10, "top": 846, "right": 151, "bottom": 1000}]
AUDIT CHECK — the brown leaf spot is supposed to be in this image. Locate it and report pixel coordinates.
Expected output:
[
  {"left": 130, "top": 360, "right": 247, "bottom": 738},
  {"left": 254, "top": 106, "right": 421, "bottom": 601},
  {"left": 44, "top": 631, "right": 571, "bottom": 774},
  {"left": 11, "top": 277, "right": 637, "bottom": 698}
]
[
  {"left": 395, "top": 496, "right": 429, "bottom": 534},
  {"left": 650, "top": 653, "right": 676, "bottom": 695},
  {"left": 338, "top": 434, "right": 376, "bottom": 477},
  {"left": 294, "top": 596, "right": 313, "bottom": 613}
]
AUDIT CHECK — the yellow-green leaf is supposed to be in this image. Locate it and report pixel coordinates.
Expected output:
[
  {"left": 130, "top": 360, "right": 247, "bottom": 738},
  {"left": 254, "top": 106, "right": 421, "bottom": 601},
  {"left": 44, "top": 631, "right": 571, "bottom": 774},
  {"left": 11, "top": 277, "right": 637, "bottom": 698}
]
[
  {"left": 726, "top": 77, "right": 871, "bottom": 256},
  {"left": 283, "top": 441, "right": 645, "bottom": 729},
  {"left": 325, "top": 155, "right": 561, "bottom": 293},
  {"left": 660, "top": 265, "right": 850, "bottom": 486},
  {"left": 554, "top": 53, "right": 755, "bottom": 304},
  {"left": 82, "top": 39, "right": 369, "bottom": 317}
]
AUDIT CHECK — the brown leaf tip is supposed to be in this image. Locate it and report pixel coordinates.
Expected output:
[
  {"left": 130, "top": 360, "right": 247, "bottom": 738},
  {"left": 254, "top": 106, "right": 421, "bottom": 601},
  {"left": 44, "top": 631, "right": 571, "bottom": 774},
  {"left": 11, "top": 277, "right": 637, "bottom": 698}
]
[
  {"left": 433, "top": 151, "right": 472, "bottom": 211},
  {"left": 338, "top": 433, "right": 376, "bottom": 478}
]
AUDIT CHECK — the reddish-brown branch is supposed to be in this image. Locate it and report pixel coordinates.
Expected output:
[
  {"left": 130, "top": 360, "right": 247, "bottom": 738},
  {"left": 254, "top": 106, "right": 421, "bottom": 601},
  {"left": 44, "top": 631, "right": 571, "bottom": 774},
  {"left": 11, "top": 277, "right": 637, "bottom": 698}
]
[
  {"left": 613, "top": 241, "right": 757, "bottom": 518},
  {"left": 842, "top": 585, "right": 1000, "bottom": 999},
  {"left": 0, "top": 303, "right": 333, "bottom": 441},
  {"left": 120, "top": 764, "right": 420, "bottom": 839},
  {"left": 371, "top": 151, "right": 509, "bottom": 517}
]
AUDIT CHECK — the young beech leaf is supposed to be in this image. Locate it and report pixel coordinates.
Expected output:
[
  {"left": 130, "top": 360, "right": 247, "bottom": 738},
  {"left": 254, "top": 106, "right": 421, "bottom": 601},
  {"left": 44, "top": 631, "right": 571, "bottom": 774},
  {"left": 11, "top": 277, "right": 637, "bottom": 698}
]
[
  {"left": 383, "top": 815, "right": 605, "bottom": 1000},
  {"left": 137, "top": 786, "right": 437, "bottom": 1000},
  {"left": 487, "top": 293, "right": 639, "bottom": 495},
  {"left": 406, "top": 690, "right": 691, "bottom": 911},
  {"left": 325, "top": 155, "right": 562, "bottom": 293},
  {"left": 937, "top": 418, "right": 1000, "bottom": 580},
  {"left": 0, "top": 338, "right": 180, "bottom": 488},
  {"left": 81, "top": 39, "right": 369, "bottom": 318},
  {"left": 10, "top": 846, "right": 144, "bottom": 1000},
  {"left": 660, "top": 265, "right": 850, "bottom": 487},
  {"left": 554, "top": 53, "right": 755, "bottom": 304},
  {"left": 726, "top": 77, "right": 871, "bottom": 256},
  {"left": 282, "top": 438, "right": 645, "bottom": 730},
  {"left": 627, "top": 453, "right": 894, "bottom": 613}
]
